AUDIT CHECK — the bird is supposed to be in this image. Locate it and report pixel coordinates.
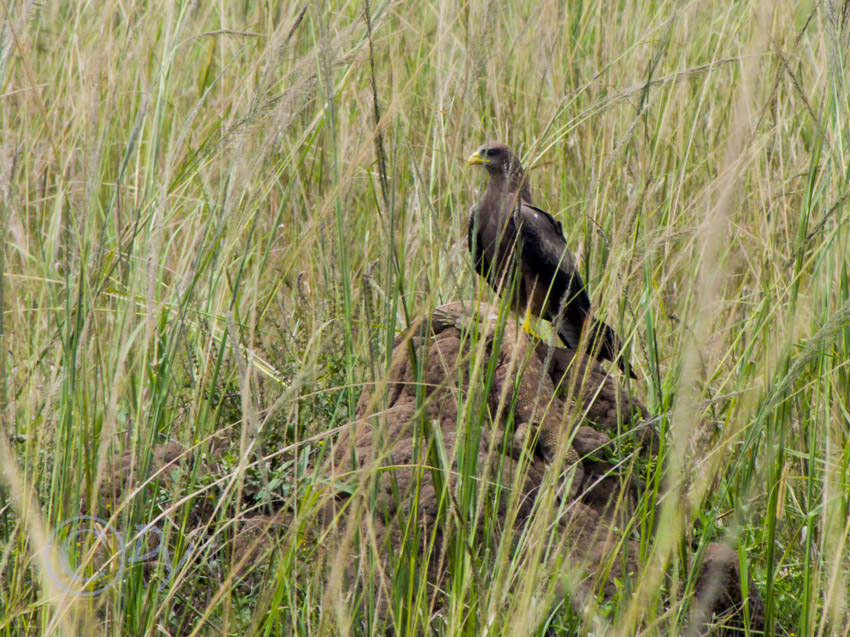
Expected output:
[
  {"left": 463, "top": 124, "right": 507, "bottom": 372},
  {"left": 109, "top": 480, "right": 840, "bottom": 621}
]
[{"left": 466, "top": 142, "right": 633, "bottom": 377}]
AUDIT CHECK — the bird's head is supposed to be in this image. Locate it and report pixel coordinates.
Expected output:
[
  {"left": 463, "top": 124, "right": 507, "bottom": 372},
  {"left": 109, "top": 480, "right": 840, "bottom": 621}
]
[
  {"left": 467, "top": 142, "right": 530, "bottom": 201},
  {"left": 466, "top": 142, "right": 522, "bottom": 177}
]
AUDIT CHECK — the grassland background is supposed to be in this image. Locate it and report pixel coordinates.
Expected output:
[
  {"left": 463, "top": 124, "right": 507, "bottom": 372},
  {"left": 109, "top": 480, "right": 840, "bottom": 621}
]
[{"left": 1, "top": 0, "right": 849, "bottom": 634}]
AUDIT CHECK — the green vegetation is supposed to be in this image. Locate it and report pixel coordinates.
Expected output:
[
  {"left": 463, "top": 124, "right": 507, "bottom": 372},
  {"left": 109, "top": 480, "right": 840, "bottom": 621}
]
[{"left": 1, "top": 0, "right": 848, "bottom": 634}]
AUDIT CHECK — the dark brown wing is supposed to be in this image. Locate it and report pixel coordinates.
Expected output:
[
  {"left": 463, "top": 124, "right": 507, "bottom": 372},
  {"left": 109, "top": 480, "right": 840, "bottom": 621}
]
[
  {"left": 514, "top": 203, "right": 590, "bottom": 342},
  {"left": 516, "top": 203, "right": 632, "bottom": 375}
]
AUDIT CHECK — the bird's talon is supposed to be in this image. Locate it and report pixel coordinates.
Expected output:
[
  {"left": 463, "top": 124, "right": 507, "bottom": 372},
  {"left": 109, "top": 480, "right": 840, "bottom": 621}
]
[{"left": 522, "top": 309, "right": 541, "bottom": 339}]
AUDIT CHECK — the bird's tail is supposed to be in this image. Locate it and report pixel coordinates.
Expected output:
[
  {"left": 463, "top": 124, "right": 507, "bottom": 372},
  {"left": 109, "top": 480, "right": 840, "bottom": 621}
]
[{"left": 585, "top": 318, "right": 635, "bottom": 379}]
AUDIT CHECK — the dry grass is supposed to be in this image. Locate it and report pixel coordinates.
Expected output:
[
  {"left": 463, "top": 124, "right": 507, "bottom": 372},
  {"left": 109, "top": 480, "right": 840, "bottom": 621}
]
[{"left": 1, "top": 0, "right": 848, "bottom": 634}]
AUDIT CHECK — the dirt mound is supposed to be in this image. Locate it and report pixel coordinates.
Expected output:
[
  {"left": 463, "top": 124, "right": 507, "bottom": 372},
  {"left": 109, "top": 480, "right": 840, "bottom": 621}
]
[
  {"left": 324, "top": 300, "right": 647, "bottom": 517},
  {"left": 318, "top": 302, "right": 761, "bottom": 631}
]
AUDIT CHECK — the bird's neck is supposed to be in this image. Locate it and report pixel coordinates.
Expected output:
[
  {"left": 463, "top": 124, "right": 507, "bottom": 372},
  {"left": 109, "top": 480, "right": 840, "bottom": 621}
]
[{"left": 484, "top": 170, "right": 533, "bottom": 210}]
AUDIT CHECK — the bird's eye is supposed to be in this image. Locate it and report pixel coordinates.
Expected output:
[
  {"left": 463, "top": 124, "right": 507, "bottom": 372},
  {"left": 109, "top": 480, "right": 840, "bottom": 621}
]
[{"left": 482, "top": 148, "right": 492, "bottom": 157}]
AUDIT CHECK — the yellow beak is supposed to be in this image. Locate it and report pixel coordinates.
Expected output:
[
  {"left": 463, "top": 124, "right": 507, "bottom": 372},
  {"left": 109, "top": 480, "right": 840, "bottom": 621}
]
[{"left": 467, "top": 151, "right": 486, "bottom": 165}]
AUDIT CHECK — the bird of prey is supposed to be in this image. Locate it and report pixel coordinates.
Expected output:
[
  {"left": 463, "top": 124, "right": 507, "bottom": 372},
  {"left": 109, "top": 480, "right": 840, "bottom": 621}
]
[{"left": 466, "top": 142, "right": 633, "bottom": 376}]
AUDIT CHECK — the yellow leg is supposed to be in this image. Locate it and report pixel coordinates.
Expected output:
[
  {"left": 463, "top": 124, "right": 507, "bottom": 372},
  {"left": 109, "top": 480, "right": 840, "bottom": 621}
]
[{"left": 521, "top": 306, "right": 541, "bottom": 339}]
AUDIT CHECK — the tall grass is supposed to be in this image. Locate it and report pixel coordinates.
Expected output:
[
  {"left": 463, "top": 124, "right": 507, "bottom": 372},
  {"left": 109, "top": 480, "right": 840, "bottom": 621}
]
[{"left": 1, "top": 0, "right": 848, "bottom": 634}]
